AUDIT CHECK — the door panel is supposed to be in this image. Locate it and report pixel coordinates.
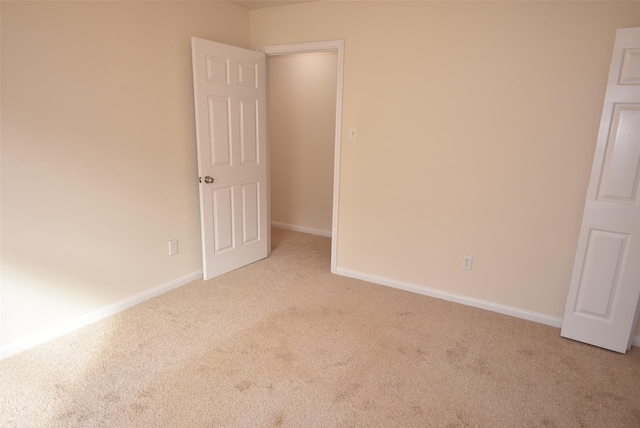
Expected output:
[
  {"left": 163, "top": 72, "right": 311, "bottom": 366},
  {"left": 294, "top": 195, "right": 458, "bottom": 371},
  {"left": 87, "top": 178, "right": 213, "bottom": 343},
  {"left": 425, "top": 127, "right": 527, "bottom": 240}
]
[
  {"left": 192, "top": 38, "right": 268, "bottom": 279},
  {"left": 212, "top": 187, "right": 234, "bottom": 254},
  {"left": 620, "top": 48, "right": 640, "bottom": 84},
  {"left": 238, "top": 62, "right": 258, "bottom": 87},
  {"left": 561, "top": 28, "right": 640, "bottom": 353},
  {"left": 208, "top": 96, "right": 232, "bottom": 166},
  {"left": 597, "top": 104, "right": 640, "bottom": 202},
  {"left": 240, "top": 99, "right": 259, "bottom": 164},
  {"left": 206, "top": 56, "right": 229, "bottom": 84},
  {"left": 574, "top": 229, "right": 627, "bottom": 317},
  {"left": 242, "top": 183, "right": 260, "bottom": 244}
]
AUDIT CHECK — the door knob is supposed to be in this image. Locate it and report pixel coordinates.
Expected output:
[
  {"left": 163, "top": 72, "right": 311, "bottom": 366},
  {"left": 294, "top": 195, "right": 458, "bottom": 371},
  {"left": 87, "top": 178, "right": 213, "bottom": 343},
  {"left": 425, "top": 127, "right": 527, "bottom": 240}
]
[{"left": 204, "top": 176, "right": 214, "bottom": 184}]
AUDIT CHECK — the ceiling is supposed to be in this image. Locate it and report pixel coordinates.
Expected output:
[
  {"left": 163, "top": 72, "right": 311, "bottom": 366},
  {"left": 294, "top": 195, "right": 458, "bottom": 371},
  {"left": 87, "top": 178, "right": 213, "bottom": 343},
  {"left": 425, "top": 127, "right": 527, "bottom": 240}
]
[{"left": 230, "top": 1, "right": 319, "bottom": 10}]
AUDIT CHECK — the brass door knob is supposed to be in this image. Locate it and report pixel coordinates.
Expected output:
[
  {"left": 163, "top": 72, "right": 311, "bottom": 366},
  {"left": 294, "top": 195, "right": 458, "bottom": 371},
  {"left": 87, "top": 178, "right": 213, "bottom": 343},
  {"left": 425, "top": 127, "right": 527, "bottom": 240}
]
[{"left": 204, "top": 176, "right": 214, "bottom": 184}]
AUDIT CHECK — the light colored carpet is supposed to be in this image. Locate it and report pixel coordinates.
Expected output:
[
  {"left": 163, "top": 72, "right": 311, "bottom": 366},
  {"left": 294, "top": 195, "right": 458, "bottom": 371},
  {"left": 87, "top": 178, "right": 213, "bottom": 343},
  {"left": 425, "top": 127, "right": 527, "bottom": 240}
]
[{"left": 1, "top": 228, "right": 639, "bottom": 427}]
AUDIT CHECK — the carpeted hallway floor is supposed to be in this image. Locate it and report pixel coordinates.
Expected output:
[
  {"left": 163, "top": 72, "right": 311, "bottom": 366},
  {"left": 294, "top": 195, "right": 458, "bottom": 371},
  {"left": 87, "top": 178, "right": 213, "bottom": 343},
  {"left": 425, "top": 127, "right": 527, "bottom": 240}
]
[{"left": 1, "top": 228, "right": 639, "bottom": 427}]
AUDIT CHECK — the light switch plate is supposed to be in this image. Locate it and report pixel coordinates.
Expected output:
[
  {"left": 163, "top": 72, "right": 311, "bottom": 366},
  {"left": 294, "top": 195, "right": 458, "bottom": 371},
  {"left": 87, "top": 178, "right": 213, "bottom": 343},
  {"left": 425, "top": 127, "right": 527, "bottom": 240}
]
[
  {"left": 169, "top": 239, "right": 178, "bottom": 256},
  {"left": 348, "top": 127, "right": 358, "bottom": 141}
]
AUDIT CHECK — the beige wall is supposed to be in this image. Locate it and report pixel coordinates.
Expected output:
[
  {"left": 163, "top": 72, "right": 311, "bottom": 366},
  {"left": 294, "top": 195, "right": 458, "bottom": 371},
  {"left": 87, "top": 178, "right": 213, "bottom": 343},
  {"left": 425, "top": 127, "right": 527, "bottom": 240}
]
[
  {"left": 251, "top": 1, "right": 640, "bottom": 336},
  {"left": 3, "top": 1, "right": 640, "bottom": 349},
  {"left": 0, "top": 1, "right": 249, "bottom": 346},
  {"left": 269, "top": 52, "right": 337, "bottom": 233}
]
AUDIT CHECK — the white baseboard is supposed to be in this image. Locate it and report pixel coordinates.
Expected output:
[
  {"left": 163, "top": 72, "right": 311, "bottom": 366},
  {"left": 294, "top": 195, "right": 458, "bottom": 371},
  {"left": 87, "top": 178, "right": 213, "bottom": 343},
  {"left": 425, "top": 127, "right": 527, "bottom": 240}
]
[
  {"left": 0, "top": 270, "right": 202, "bottom": 360},
  {"left": 3, "top": 265, "right": 636, "bottom": 359},
  {"left": 335, "top": 267, "right": 564, "bottom": 329},
  {"left": 272, "top": 221, "right": 332, "bottom": 238}
]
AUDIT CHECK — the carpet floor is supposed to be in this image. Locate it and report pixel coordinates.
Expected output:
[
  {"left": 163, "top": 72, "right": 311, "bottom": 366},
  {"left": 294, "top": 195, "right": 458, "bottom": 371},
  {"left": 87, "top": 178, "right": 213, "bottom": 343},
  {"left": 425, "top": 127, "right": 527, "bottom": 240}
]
[{"left": 1, "top": 227, "right": 639, "bottom": 427}]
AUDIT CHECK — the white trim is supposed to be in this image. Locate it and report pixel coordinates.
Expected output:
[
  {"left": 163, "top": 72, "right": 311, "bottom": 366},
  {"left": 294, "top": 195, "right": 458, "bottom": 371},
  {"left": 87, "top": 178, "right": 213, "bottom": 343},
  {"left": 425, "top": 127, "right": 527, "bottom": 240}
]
[
  {"left": 2, "top": 264, "right": 635, "bottom": 359},
  {"left": 258, "top": 40, "right": 344, "bottom": 275},
  {"left": 272, "top": 221, "right": 332, "bottom": 238},
  {"left": 335, "top": 267, "right": 564, "bottom": 328},
  {"left": 258, "top": 40, "right": 342, "bottom": 56},
  {"left": 0, "top": 270, "right": 202, "bottom": 360}
]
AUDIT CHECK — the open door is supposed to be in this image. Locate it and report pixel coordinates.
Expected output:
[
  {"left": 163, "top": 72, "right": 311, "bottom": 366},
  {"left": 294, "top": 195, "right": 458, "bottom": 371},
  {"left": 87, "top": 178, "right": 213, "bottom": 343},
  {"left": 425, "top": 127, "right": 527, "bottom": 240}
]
[
  {"left": 561, "top": 28, "right": 640, "bottom": 353},
  {"left": 191, "top": 38, "right": 268, "bottom": 280}
]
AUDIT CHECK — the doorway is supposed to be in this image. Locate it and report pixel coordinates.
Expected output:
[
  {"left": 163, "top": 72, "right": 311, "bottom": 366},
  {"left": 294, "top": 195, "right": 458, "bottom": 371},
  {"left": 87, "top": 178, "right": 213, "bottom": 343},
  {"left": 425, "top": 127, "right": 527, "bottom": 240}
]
[
  {"left": 259, "top": 41, "right": 344, "bottom": 274},
  {"left": 268, "top": 52, "right": 337, "bottom": 237}
]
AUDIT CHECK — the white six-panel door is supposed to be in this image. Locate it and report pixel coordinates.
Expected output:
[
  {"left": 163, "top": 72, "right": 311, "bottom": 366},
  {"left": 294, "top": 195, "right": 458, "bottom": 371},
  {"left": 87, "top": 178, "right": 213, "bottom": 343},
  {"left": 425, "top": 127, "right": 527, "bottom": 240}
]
[
  {"left": 561, "top": 27, "right": 640, "bottom": 353},
  {"left": 191, "top": 38, "right": 268, "bottom": 280}
]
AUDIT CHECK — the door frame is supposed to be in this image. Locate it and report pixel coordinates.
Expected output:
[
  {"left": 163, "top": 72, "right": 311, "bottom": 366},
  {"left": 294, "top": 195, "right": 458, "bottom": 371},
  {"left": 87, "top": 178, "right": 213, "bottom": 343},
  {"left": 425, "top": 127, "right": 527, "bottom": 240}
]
[{"left": 257, "top": 40, "right": 344, "bottom": 274}]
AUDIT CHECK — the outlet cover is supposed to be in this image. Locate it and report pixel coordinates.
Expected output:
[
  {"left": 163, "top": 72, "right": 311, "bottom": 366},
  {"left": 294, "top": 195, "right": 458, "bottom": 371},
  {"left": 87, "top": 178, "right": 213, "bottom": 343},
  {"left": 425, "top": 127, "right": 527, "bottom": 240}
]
[{"left": 462, "top": 256, "right": 473, "bottom": 270}]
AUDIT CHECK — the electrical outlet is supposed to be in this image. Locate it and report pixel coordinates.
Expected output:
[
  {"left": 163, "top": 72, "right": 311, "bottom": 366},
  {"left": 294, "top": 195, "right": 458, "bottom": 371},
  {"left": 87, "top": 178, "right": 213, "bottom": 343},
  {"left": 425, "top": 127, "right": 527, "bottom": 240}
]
[
  {"left": 169, "top": 239, "right": 178, "bottom": 256},
  {"left": 462, "top": 256, "right": 473, "bottom": 270}
]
